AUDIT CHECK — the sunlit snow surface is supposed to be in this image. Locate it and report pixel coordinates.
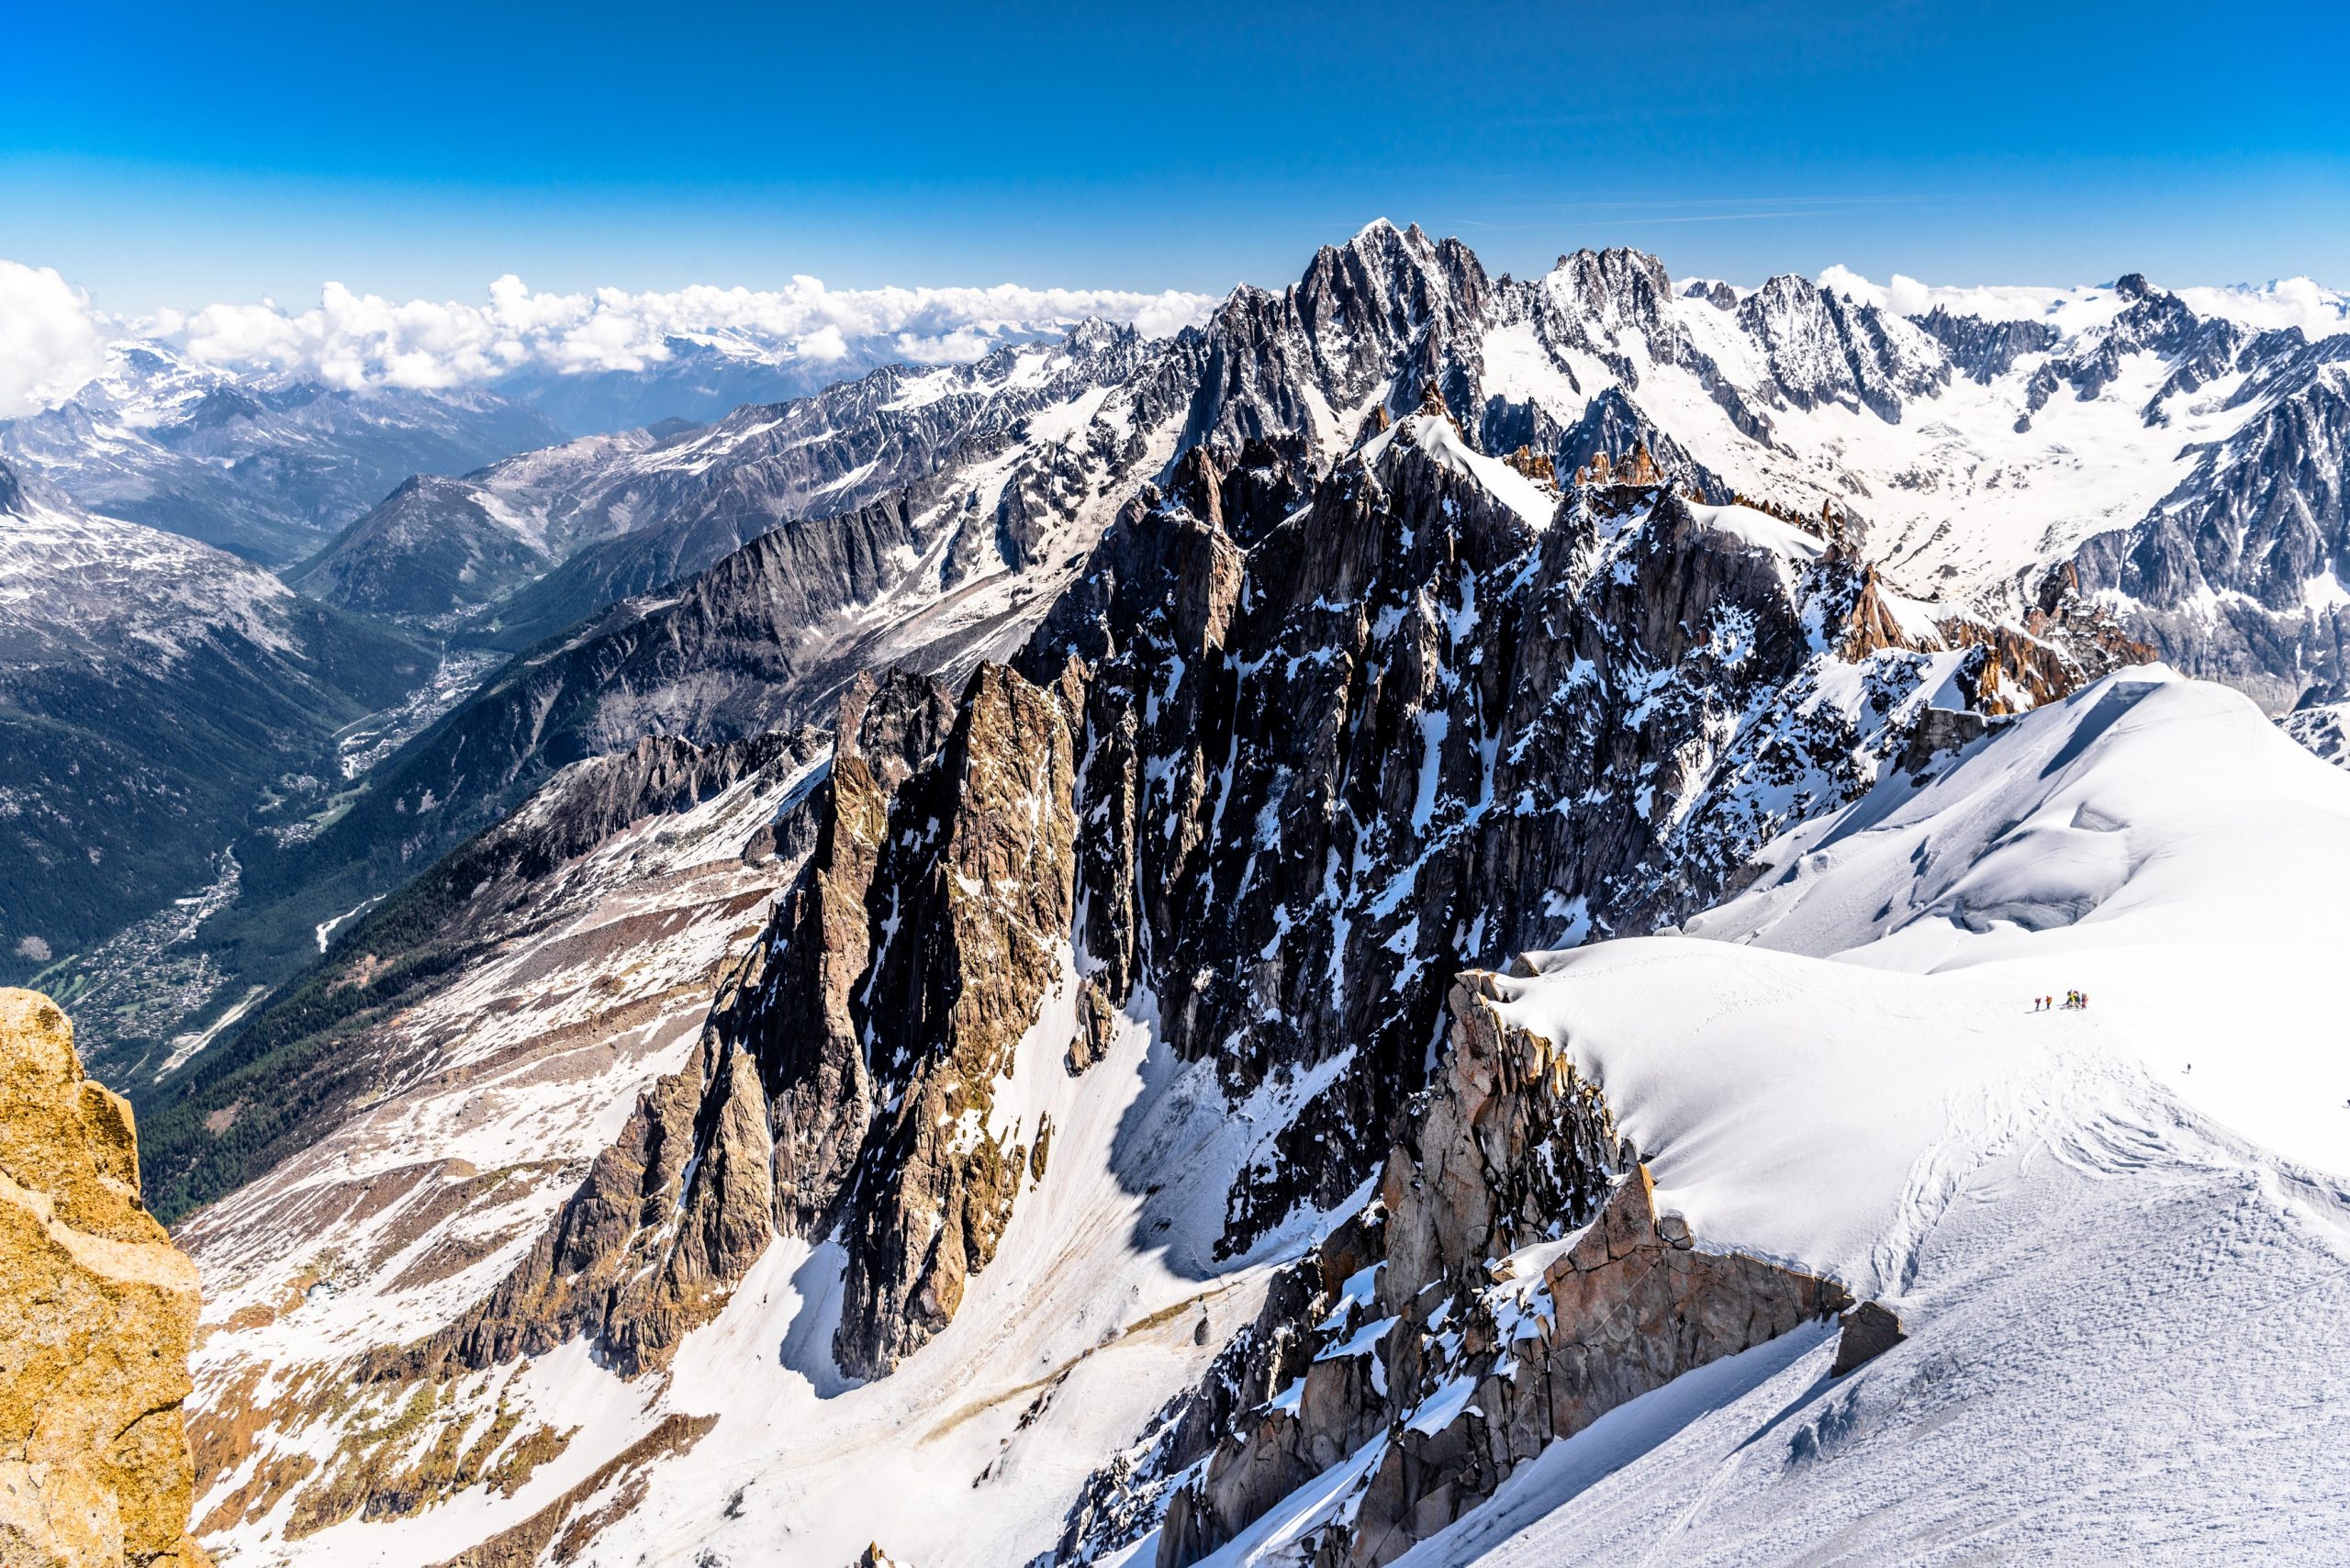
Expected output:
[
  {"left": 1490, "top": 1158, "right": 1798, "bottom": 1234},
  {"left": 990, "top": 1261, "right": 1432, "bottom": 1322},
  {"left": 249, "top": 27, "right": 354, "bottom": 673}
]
[{"left": 1391, "top": 667, "right": 2350, "bottom": 1565}]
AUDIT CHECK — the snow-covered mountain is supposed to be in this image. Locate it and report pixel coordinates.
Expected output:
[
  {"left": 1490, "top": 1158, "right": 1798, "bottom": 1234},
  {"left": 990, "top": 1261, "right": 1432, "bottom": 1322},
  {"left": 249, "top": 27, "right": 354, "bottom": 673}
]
[
  {"left": 283, "top": 222, "right": 2350, "bottom": 715},
  {"left": 480, "top": 326, "right": 1035, "bottom": 437},
  {"left": 1138, "top": 666, "right": 2350, "bottom": 1565},
  {"left": 28, "top": 220, "right": 2346, "bottom": 1567},
  {"left": 0, "top": 278, "right": 1217, "bottom": 570},
  {"left": 0, "top": 343, "right": 565, "bottom": 565},
  {"left": 162, "top": 343, "right": 2165, "bottom": 1565},
  {"left": 163, "top": 219, "right": 2334, "bottom": 1057},
  {"left": 171, "top": 556, "right": 2350, "bottom": 1566},
  {"left": 291, "top": 319, "right": 1176, "bottom": 641}
]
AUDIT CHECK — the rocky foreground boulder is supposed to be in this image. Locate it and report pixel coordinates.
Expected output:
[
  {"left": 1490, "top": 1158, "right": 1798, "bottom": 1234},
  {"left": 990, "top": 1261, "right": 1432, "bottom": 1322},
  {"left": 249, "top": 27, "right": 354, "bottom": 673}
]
[{"left": 0, "top": 989, "right": 208, "bottom": 1568}]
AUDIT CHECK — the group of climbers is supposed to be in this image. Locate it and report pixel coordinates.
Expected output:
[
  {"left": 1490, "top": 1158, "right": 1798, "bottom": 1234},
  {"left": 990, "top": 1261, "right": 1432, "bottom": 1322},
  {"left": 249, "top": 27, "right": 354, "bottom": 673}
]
[{"left": 2031, "top": 991, "right": 2091, "bottom": 1012}]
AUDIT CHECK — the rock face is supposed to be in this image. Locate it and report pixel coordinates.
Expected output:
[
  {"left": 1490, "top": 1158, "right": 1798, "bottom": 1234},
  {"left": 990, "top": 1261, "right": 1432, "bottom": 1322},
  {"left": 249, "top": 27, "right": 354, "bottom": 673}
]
[
  {"left": 1830, "top": 1300, "right": 1908, "bottom": 1376},
  {"left": 0, "top": 989, "right": 208, "bottom": 1568},
  {"left": 118, "top": 223, "right": 2350, "bottom": 1566},
  {"left": 2283, "top": 685, "right": 2350, "bottom": 768},
  {"left": 1015, "top": 420, "right": 2054, "bottom": 1260},
  {"left": 170, "top": 726, "right": 832, "bottom": 1544},
  {"left": 397, "top": 662, "right": 1085, "bottom": 1381}
]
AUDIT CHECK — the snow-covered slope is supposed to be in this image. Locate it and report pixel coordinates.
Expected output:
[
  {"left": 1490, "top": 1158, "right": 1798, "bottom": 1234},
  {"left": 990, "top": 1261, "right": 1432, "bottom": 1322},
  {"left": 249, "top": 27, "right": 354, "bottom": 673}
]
[
  {"left": 171, "top": 734, "right": 832, "bottom": 1329},
  {"left": 1674, "top": 666, "right": 2350, "bottom": 1175},
  {"left": 1399, "top": 668, "right": 2350, "bottom": 1563}
]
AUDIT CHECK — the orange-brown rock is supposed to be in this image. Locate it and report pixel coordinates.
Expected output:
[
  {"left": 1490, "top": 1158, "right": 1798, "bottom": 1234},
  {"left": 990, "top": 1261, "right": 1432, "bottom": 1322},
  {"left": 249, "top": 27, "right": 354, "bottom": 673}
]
[
  {"left": 0, "top": 989, "right": 209, "bottom": 1568},
  {"left": 1838, "top": 565, "right": 1933, "bottom": 660},
  {"left": 1502, "top": 445, "right": 1556, "bottom": 485}
]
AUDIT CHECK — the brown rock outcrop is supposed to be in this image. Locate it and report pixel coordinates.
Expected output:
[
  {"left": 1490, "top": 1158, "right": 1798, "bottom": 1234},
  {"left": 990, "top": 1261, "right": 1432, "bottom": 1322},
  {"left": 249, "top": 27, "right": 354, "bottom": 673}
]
[
  {"left": 1830, "top": 1299, "right": 1908, "bottom": 1375},
  {"left": 397, "top": 657, "right": 1086, "bottom": 1386},
  {"left": 1345, "top": 1169, "right": 1848, "bottom": 1566},
  {"left": 0, "top": 989, "right": 209, "bottom": 1568},
  {"left": 825, "top": 659, "right": 1084, "bottom": 1376},
  {"left": 1837, "top": 565, "right": 1933, "bottom": 660}
]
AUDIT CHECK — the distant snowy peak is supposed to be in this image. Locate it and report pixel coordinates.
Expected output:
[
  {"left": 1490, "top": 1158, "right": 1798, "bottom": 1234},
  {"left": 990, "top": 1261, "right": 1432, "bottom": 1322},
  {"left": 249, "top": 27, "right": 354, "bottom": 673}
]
[
  {"left": 300, "top": 228, "right": 2350, "bottom": 720},
  {"left": 1818, "top": 264, "right": 2350, "bottom": 342},
  {"left": 0, "top": 455, "right": 296, "bottom": 665},
  {"left": 0, "top": 275, "right": 1222, "bottom": 559},
  {"left": 292, "top": 317, "right": 1174, "bottom": 628},
  {"left": 0, "top": 339, "right": 563, "bottom": 563}
]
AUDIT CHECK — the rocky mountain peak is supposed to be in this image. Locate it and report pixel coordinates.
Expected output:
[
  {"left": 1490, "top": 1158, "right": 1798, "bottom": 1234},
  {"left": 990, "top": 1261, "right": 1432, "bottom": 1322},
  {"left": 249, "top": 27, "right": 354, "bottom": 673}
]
[
  {"left": 1543, "top": 245, "right": 1675, "bottom": 336},
  {"left": 1062, "top": 315, "right": 1125, "bottom": 357},
  {"left": 109, "top": 218, "right": 2350, "bottom": 1568}
]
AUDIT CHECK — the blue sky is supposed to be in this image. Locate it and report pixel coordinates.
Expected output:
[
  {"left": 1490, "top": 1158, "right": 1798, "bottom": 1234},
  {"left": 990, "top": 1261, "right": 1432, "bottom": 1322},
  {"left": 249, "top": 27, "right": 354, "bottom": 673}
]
[{"left": 4, "top": 0, "right": 2346, "bottom": 309}]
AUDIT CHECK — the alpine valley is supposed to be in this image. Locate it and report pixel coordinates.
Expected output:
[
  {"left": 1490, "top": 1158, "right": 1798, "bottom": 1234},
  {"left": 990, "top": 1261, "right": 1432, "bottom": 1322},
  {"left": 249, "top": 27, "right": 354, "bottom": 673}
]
[{"left": 7, "top": 221, "right": 2350, "bottom": 1568}]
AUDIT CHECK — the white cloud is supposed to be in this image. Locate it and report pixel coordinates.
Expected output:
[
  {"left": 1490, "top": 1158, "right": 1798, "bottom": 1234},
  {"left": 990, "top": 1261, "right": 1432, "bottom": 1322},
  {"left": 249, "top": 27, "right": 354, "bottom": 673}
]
[
  {"left": 126, "top": 273, "right": 1220, "bottom": 395},
  {"left": 0, "top": 262, "right": 107, "bottom": 418},
  {"left": 2173, "top": 277, "right": 2350, "bottom": 339},
  {"left": 0, "top": 263, "right": 1222, "bottom": 413},
  {"left": 1815, "top": 263, "right": 1886, "bottom": 308}
]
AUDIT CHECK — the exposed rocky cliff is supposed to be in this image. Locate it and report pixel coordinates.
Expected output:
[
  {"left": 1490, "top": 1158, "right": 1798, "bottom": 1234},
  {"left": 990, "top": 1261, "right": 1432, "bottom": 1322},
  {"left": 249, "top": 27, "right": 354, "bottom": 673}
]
[
  {"left": 0, "top": 989, "right": 208, "bottom": 1568},
  {"left": 124, "top": 218, "right": 2339, "bottom": 1121},
  {"left": 2283, "top": 683, "right": 2350, "bottom": 767},
  {"left": 116, "top": 221, "right": 2350, "bottom": 1567},
  {"left": 396, "top": 660, "right": 1084, "bottom": 1382}
]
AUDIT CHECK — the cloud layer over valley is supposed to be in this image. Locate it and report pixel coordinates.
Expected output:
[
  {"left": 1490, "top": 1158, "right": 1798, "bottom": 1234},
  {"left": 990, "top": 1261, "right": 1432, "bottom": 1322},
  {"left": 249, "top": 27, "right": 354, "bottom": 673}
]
[{"left": 0, "top": 263, "right": 1220, "bottom": 415}]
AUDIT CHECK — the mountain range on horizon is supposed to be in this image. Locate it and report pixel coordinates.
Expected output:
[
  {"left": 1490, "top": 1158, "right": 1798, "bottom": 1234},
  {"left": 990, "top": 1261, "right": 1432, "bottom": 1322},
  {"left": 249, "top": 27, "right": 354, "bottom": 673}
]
[{"left": 6, "top": 215, "right": 2350, "bottom": 1568}]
